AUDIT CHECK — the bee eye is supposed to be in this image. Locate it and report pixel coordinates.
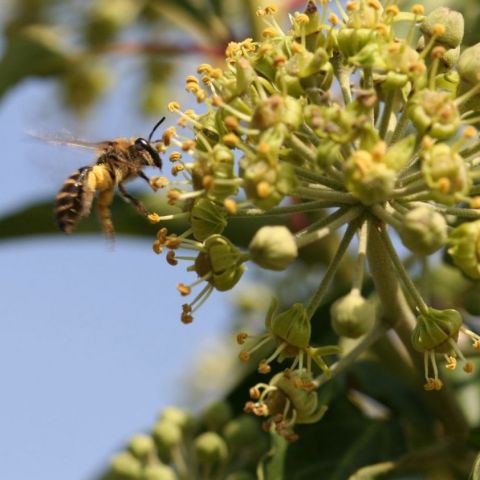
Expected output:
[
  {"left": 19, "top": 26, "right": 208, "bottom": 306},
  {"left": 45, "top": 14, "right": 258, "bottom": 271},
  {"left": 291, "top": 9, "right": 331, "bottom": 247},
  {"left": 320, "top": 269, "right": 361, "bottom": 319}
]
[{"left": 135, "top": 138, "right": 149, "bottom": 149}]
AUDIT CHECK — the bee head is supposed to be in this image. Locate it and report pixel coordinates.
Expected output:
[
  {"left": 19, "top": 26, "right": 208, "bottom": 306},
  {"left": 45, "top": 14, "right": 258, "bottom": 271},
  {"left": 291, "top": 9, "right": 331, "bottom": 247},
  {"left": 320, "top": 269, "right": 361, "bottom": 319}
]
[{"left": 134, "top": 137, "right": 162, "bottom": 169}]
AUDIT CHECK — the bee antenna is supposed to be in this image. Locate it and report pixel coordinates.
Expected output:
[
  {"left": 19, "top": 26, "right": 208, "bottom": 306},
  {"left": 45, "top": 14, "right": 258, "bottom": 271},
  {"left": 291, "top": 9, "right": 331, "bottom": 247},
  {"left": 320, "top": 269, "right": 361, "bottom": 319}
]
[{"left": 148, "top": 117, "right": 166, "bottom": 143}]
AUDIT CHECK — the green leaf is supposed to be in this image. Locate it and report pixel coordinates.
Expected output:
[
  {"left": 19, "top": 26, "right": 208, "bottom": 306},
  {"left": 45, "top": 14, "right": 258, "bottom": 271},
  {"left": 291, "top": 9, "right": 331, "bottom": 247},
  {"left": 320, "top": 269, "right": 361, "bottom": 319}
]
[
  {"left": 0, "top": 25, "right": 69, "bottom": 98},
  {"left": 283, "top": 395, "right": 406, "bottom": 480}
]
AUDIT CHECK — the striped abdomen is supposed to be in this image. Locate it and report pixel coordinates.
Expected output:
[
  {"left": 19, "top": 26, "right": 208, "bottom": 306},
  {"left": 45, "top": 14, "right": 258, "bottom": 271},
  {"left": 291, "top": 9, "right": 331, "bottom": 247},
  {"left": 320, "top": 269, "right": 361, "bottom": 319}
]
[{"left": 55, "top": 167, "right": 92, "bottom": 233}]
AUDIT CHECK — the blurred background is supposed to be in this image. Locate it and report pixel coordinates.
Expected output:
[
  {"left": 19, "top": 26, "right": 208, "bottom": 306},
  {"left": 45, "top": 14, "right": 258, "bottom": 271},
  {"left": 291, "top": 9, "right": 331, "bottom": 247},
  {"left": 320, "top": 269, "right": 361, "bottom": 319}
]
[{"left": 2, "top": 1, "right": 480, "bottom": 479}]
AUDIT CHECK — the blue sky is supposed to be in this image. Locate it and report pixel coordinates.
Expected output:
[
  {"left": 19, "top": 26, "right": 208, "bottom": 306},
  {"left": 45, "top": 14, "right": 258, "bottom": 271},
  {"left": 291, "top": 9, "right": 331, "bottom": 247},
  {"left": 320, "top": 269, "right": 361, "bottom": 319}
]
[{"left": 0, "top": 68, "right": 233, "bottom": 479}]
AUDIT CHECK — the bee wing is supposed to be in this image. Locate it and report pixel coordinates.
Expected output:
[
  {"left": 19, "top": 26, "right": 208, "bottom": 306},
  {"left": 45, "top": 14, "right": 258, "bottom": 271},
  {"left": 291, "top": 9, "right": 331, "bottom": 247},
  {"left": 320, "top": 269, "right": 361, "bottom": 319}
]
[{"left": 27, "top": 131, "right": 112, "bottom": 151}]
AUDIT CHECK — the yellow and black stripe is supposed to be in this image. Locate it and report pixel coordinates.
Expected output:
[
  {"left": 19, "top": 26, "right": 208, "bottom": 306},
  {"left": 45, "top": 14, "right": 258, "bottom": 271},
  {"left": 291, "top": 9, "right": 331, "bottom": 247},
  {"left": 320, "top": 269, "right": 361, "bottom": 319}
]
[{"left": 55, "top": 167, "right": 91, "bottom": 234}]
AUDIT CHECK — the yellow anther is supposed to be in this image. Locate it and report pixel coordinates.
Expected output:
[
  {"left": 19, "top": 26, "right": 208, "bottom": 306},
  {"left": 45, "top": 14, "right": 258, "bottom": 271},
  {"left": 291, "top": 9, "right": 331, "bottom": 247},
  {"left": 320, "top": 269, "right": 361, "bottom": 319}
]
[
  {"left": 167, "top": 101, "right": 180, "bottom": 112},
  {"left": 236, "top": 332, "right": 248, "bottom": 345},
  {"left": 411, "top": 4, "right": 425, "bottom": 15},
  {"left": 469, "top": 197, "right": 480, "bottom": 209},
  {"left": 171, "top": 164, "right": 185, "bottom": 176},
  {"left": 147, "top": 213, "right": 161, "bottom": 224},
  {"left": 166, "top": 250, "right": 178, "bottom": 266},
  {"left": 197, "top": 63, "right": 213, "bottom": 74},
  {"left": 464, "top": 126, "right": 477, "bottom": 139},
  {"left": 262, "top": 27, "right": 278, "bottom": 38},
  {"left": 264, "top": 5, "right": 278, "bottom": 15},
  {"left": 367, "top": 0, "right": 381, "bottom": 10},
  {"left": 169, "top": 152, "right": 182, "bottom": 162},
  {"left": 386, "top": 5, "right": 400, "bottom": 16},
  {"left": 371, "top": 141, "right": 386, "bottom": 162},
  {"left": 258, "top": 360, "right": 272, "bottom": 374},
  {"left": 181, "top": 140, "right": 195, "bottom": 151},
  {"left": 195, "top": 89, "right": 207, "bottom": 103},
  {"left": 224, "top": 198, "right": 238, "bottom": 215},
  {"left": 152, "top": 240, "right": 163, "bottom": 255},
  {"left": 437, "top": 177, "right": 451, "bottom": 193},
  {"left": 432, "top": 24, "right": 446, "bottom": 36},
  {"left": 291, "top": 42, "right": 304, "bottom": 54},
  {"left": 150, "top": 176, "right": 169, "bottom": 190},
  {"left": 257, "top": 181, "right": 272, "bottom": 198},
  {"left": 239, "top": 351, "right": 250, "bottom": 362},
  {"left": 294, "top": 13, "right": 310, "bottom": 24},
  {"left": 257, "top": 142, "right": 270, "bottom": 155},
  {"left": 329, "top": 13, "right": 340, "bottom": 25},
  {"left": 421, "top": 135, "right": 434, "bottom": 150},
  {"left": 445, "top": 355, "right": 457, "bottom": 370},
  {"left": 431, "top": 46, "right": 446, "bottom": 59},
  {"left": 224, "top": 115, "right": 240, "bottom": 130},
  {"left": 185, "top": 75, "right": 198, "bottom": 84},
  {"left": 223, "top": 133, "right": 240, "bottom": 147},
  {"left": 210, "top": 68, "right": 223, "bottom": 79},
  {"left": 346, "top": 1, "right": 359, "bottom": 12},
  {"left": 177, "top": 283, "right": 191, "bottom": 296},
  {"left": 202, "top": 175, "right": 214, "bottom": 190}
]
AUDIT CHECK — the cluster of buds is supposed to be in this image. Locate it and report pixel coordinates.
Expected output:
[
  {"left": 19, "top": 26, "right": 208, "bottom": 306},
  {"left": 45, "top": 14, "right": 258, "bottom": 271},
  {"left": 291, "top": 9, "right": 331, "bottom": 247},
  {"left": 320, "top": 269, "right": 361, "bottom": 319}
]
[
  {"left": 143, "top": 1, "right": 480, "bottom": 439},
  {"left": 107, "top": 404, "right": 267, "bottom": 480}
]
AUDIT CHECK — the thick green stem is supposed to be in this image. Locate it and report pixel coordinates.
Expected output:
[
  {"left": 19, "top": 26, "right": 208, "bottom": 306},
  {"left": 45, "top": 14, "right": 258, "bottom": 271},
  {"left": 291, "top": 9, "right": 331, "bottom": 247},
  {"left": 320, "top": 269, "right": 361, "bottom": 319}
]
[{"left": 367, "top": 222, "right": 469, "bottom": 438}]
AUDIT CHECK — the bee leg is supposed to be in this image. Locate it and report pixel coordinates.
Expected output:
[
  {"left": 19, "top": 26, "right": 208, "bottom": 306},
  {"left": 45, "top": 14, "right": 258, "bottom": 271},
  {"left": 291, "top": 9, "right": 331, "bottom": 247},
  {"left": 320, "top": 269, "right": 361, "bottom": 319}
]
[
  {"left": 118, "top": 182, "right": 150, "bottom": 217},
  {"left": 96, "top": 188, "right": 115, "bottom": 240}
]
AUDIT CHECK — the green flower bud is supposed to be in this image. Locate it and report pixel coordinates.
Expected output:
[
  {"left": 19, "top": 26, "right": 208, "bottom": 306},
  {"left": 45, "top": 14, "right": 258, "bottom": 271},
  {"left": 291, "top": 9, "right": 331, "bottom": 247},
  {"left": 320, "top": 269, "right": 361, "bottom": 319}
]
[
  {"left": 271, "top": 303, "right": 311, "bottom": 350},
  {"left": 225, "top": 472, "right": 256, "bottom": 480},
  {"left": 201, "top": 401, "right": 233, "bottom": 431},
  {"left": 458, "top": 43, "right": 480, "bottom": 85},
  {"left": 421, "top": 144, "right": 470, "bottom": 205},
  {"left": 457, "top": 43, "right": 480, "bottom": 111},
  {"left": 345, "top": 150, "right": 396, "bottom": 205},
  {"left": 110, "top": 452, "right": 142, "bottom": 480},
  {"left": 249, "top": 226, "right": 298, "bottom": 271},
  {"left": 127, "top": 434, "right": 155, "bottom": 462},
  {"left": 420, "top": 7, "right": 464, "bottom": 49},
  {"left": 195, "top": 235, "right": 245, "bottom": 292},
  {"left": 152, "top": 420, "right": 182, "bottom": 451},
  {"left": 408, "top": 90, "right": 460, "bottom": 140},
  {"left": 330, "top": 291, "right": 376, "bottom": 339},
  {"left": 442, "top": 46, "right": 460, "bottom": 69},
  {"left": 315, "top": 141, "right": 341, "bottom": 169},
  {"left": 383, "top": 43, "right": 423, "bottom": 83},
  {"left": 270, "top": 370, "right": 327, "bottom": 424},
  {"left": 192, "top": 144, "right": 238, "bottom": 201},
  {"left": 337, "top": 28, "right": 375, "bottom": 59},
  {"left": 222, "top": 415, "right": 262, "bottom": 449},
  {"left": 398, "top": 206, "right": 448, "bottom": 255},
  {"left": 143, "top": 465, "right": 177, "bottom": 480},
  {"left": 191, "top": 198, "right": 227, "bottom": 241},
  {"left": 305, "top": 104, "right": 366, "bottom": 144},
  {"left": 242, "top": 159, "right": 298, "bottom": 210},
  {"left": 194, "top": 432, "right": 228, "bottom": 465},
  {"left": 448, "top": 220, "right": 480, "bottom": 279},
  {"left": 159, "top": 407, "right": 194, "bottom": 431},
  {"left": 62, "top": 61, "right": 111, "bottom": 113},
  {"left": 86, "top": 0, "right": 140, "bottom": 45},
  {"left": 383, "top": 135, "right": 415, "bottom": 171},
  {"left": 411, "top": 307, "right": 462, "bottom": 353},
  {"left": 233, "top": 57, "right": 256, "bottom": 97},
  {"left": 251, "top": 95, "right": 303, "bottom": 131}
]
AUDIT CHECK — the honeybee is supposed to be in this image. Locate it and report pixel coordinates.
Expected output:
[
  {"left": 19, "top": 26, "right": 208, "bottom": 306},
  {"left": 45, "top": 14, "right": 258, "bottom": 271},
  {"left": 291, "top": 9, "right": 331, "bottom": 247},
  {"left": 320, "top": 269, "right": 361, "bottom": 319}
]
[{"left": 53, "top": 117, "right": 165, "bottom": 238}]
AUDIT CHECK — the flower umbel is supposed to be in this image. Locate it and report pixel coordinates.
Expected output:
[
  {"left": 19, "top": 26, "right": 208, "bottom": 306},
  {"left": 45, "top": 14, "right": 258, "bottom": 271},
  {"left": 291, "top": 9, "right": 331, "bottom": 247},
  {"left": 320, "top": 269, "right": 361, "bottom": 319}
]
[{"left": 76, "top": 0, "right": 480, "bottom": 441}]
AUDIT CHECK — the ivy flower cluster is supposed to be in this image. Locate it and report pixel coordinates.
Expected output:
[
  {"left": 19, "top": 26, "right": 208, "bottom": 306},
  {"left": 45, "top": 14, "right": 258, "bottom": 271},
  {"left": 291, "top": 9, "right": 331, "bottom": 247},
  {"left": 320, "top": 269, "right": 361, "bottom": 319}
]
[{"left": 147, "top": 0, "right": 480, "bottom": 440}]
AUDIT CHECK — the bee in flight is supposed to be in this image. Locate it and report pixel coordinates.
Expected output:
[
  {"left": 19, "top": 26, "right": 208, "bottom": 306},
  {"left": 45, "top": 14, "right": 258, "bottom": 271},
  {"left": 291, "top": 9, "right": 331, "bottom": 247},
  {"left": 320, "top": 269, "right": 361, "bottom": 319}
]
[{"left": 53, "top": 117, "right": 165, "bottom": 239}]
